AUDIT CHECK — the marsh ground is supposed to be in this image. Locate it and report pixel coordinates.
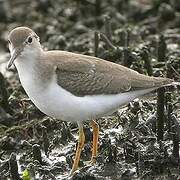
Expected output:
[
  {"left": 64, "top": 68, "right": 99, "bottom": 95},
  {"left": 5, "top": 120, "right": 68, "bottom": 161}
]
[{"left": 0, "top": 0, "right": 180, "bottom": 179}]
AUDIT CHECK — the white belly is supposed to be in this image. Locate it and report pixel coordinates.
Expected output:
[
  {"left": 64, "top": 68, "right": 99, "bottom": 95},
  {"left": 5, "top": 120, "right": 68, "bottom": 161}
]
[
  {"left": 46, "top": 85, "right": 155, "bottom": 122},
  {"left": 19, "top": 73, "right": 155, "bottom": 122}
]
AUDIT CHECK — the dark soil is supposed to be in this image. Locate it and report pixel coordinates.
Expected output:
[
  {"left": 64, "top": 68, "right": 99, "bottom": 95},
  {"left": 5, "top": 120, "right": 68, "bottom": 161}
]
[{"left": 0, "top": 0, "right": 180, "bottom": 179}]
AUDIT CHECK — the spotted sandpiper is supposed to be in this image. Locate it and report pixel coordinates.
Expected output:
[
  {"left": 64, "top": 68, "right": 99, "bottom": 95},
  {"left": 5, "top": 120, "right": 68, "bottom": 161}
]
[{"left": 7, "top": 27, "right": 174, "bottom": 175}]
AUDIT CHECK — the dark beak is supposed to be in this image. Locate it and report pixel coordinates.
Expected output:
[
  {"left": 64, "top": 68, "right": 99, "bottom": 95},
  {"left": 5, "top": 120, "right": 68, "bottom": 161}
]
[{"left": 7, "top": 48, "right": 21, "bottom": 69}]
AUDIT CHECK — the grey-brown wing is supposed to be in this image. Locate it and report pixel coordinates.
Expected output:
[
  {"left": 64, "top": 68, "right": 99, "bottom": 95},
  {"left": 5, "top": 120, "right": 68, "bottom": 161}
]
[
  {"left": 54, "top": 52, "right": 172, "bottom": 97},
  {"left": 55, "top": 62, "right": 131, "bottom": 96}
]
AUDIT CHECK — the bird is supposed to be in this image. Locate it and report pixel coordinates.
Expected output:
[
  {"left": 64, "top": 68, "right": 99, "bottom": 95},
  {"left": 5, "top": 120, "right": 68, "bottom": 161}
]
[{"left": 7, "top": 26, "right": 174, "bottom": 176}]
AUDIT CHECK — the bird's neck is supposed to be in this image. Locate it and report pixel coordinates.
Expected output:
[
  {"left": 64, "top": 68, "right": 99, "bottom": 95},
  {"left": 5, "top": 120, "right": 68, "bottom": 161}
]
[
  {"left": 15, "top": 49, "right": 40, "bottom": 77},
  {"left": 15, "top": 50, "right": 54, "bottom": 89}
]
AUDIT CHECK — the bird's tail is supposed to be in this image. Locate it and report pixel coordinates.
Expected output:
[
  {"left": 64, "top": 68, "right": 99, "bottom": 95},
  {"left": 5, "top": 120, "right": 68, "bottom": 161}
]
[
  {"left": 152, "top": 77, "right": 173, "bottom": 86},
  {"left": 151, "top": 77, "right": 180, "bottom": 88}
]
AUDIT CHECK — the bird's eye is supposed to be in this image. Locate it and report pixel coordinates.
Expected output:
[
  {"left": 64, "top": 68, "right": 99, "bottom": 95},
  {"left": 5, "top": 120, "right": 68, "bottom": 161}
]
[
  {"left": 8, "top": 40, "right": 11, "bottom": 44},
  {"left": 27, "top": 37, "right": 32, "bottom": 44}
]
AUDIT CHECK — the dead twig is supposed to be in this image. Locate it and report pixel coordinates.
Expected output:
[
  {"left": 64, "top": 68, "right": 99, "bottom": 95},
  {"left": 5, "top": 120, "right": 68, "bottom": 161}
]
[
  {"left": 9, "top": 153, "right": 20, "bottom": 180},
  {"left": 32, "top": 144, "right": 42, "bottom": 164},
  {"left": 140, "top": 47, "right": 153, "bottom": 76},
  {"left": 104, "top": 15, "right": 112, "bottom": 41},
  {"left": 157, "top": 34, "right": 167, "bottom": 62},
  {"left": 157, "top": 87, "right": 165, "bottom": 141},
  {"left": 99, "top": 33, "right": 116, "bottom": 50},
  {"left": 94, "top": 31, "right": 100, "bottom": 57}
]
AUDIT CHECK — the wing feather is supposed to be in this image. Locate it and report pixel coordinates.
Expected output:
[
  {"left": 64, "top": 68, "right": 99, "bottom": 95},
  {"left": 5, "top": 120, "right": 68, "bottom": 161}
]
[{"left": 46, "top": 51, "right": 173, "bottom": 97}]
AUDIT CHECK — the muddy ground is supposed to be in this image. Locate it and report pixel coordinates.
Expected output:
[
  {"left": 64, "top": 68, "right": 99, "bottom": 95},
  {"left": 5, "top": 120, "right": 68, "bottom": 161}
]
[{"left": 0, "top": 0, "right": 180, "bottom": 179}]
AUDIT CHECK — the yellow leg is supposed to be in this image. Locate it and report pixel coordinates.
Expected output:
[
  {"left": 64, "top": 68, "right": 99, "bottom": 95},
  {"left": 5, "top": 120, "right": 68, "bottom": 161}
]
[
  {"left": 91, "top": 120, "right": 99, "bottom": 164},
  {"left": 70, "top": 123, "right": 85, "bottom": 175}
]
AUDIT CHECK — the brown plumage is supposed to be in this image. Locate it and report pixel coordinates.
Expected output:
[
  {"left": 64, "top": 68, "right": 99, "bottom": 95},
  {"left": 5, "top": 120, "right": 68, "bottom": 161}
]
[
  {"left": 8, "top": 27, "right": 37, "bottom": 47},
  {"left": 41, "top": 51, "right": 173, "bottom": 96}
]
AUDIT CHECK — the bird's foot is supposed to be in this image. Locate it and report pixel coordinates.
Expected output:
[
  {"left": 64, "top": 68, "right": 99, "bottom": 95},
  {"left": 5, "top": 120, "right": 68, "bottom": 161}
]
[{"left": 89, "top": 156, "right": 97, "bottom": 165}]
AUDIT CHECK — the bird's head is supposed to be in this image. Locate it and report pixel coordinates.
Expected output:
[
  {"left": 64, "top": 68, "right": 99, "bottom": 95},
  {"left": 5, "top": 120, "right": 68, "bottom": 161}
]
[{"left": 7, "top": 27, "right": 41, "bottom": 69}]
